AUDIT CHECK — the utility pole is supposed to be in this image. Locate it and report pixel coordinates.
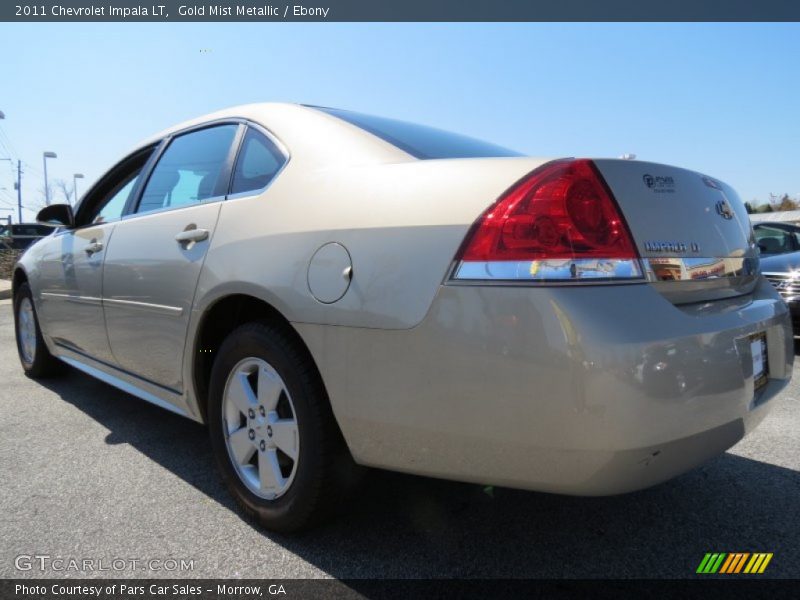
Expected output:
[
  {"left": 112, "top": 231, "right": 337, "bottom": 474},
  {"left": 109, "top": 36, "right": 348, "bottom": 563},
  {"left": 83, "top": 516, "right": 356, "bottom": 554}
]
[{"left": 16, "top": 160, "right": 22, "bottom": 223}]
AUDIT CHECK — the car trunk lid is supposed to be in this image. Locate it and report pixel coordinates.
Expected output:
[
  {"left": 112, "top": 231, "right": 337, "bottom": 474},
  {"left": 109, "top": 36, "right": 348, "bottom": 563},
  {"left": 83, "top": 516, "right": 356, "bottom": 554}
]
[{"left": 593, "top": 159, "right": 759, "bottom": 304}]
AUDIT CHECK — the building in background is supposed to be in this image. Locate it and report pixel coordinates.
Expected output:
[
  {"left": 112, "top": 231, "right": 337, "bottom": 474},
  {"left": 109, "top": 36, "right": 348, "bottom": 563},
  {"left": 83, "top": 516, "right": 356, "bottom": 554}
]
[{"left": 749, "top": 210, "right": 800, "bottom": 225}]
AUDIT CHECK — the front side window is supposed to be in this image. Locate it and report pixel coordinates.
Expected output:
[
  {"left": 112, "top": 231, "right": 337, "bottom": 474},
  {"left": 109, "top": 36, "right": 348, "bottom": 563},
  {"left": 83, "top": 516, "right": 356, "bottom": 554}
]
[
  {"left": 136, "top": 124, "right": 237, "bottom": 214},
  {"left": 79, "top": 146, "right": 155, "bottom": 226},
  {"left": 93, "top": 172, "right": 140, "bottom": 224},
  {"left": 230, "top": 128, "right": 286, "bottom": 195}
]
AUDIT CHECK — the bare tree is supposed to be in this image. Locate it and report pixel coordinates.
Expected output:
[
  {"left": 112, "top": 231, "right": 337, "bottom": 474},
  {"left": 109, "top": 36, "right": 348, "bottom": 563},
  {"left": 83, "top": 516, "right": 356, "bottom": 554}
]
[
  {"left": 35, "top": 184, "right": 50, "bottom": 210},
  {"left": 53, "top": 179, "right": 74, "bottom": 205},
  {"left": 769, "top": 192, "right": 798, "bottom": 212}
]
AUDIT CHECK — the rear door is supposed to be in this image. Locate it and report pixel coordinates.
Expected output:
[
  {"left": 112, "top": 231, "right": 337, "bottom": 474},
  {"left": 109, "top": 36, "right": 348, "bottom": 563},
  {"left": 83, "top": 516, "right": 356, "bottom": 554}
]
[{"left": 102, "top": 123, "right": 241, "bottom": 391}]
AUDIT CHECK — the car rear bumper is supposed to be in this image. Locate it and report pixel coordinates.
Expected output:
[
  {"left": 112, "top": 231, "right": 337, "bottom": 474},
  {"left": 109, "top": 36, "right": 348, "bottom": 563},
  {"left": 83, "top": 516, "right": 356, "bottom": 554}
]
[{"left": 296, "top": 276, "right": 793, "bottom": 495}]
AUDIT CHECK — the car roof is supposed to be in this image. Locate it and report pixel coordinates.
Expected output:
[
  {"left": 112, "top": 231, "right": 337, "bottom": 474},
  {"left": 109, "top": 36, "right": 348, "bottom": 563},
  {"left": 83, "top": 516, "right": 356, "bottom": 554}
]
[{"left": 127, "top": 102, "right": 411, "bottom": 171}]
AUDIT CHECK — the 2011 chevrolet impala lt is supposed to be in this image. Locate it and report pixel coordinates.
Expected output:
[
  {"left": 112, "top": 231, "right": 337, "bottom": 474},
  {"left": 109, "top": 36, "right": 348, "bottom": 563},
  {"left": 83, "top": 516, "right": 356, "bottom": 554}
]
[{"left": 12, "top": 103, "right": 793, "bottom": 531}]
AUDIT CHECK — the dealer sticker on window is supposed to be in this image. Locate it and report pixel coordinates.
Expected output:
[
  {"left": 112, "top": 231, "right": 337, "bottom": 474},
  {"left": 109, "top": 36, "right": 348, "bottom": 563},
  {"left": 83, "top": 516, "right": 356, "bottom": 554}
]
[{"left": 751, "top": 332, "right": 768, "bottom": 391}]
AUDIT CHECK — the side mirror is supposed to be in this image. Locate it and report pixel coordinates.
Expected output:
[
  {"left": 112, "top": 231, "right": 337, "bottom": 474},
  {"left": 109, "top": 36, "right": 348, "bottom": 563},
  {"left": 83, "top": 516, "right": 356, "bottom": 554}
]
[{"left": 37, "top": 204, "right": 75, "bottom": 228}]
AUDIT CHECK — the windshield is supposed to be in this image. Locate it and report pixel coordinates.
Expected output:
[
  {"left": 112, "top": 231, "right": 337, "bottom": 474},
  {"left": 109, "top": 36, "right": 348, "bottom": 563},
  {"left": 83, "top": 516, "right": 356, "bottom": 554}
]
[{"left": 754, "top": 224, "right": 800, "bottom": 255}]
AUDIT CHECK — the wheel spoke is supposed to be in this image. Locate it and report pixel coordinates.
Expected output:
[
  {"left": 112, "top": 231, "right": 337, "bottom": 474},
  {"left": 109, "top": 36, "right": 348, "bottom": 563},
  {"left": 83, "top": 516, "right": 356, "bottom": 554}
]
[
  {"left": 228, "top": 371, "right": 258, "bottom": 415},
  {"left": 259, "top": 448, "right": 285, "bottom": 492},
  {"left": 271, "top": 418, "right": 298, "bottom": 461},
  {"left": 258, "top": 367, "right": 284, "bottom": 411},
  {"left": 227, "top": 427, "right": 256, "bottom": 465}
]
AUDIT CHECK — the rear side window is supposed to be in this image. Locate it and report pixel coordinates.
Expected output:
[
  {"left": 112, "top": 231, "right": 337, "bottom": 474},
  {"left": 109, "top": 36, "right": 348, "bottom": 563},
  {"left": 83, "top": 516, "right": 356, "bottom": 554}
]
[
  {"left": 137, "top": 124, "right": 237, "bottom": 214},
  {"left": 312, "top": 106, "right": 522, "bottom": 160},
  {"left": 230, "top": 128, "right": 286, "bottom": 195}
]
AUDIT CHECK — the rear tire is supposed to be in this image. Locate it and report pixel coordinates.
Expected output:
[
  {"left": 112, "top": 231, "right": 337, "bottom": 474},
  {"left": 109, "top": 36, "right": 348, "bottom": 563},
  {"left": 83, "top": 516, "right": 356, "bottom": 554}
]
[
  {"left": 208, "top": 321, "right": 360, "bottom": 532},
  {"left": 13, "top": 282, "right": 64, "bottom": 378}
]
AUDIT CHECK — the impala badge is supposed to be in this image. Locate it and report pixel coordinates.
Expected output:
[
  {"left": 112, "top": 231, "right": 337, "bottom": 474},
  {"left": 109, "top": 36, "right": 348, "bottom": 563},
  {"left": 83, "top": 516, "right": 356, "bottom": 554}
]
[
  {"left": 716, "top": 200, "right": 734, "bottom": 220},
  {"left": 644, "top": 241, "right": 700, "bottom": 253}
]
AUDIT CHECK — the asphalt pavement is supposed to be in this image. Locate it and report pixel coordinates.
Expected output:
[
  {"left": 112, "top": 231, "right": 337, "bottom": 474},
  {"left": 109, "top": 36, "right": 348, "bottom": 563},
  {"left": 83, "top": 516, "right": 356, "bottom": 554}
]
[{"left": 0, "top": 297, "right": 798, "bottom": 579}]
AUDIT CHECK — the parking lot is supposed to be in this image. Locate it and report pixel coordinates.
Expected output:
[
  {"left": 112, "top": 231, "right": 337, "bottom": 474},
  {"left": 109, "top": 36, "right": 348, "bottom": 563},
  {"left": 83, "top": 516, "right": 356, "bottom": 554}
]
[{"left": 0, "top": 296, "right": 798, "bottom": 580}]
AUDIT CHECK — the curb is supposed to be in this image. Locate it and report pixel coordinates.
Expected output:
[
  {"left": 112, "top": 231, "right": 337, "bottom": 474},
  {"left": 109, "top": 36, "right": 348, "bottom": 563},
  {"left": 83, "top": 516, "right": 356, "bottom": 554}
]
[{"left": 0, "top": 280, "right": 11, "bottom": 300}]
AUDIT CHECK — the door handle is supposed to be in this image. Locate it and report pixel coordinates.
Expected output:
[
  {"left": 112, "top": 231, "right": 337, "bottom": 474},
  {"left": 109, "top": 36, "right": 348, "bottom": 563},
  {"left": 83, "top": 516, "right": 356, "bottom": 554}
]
[
  {"left": 175, "top": 228, "right": 209, "bottom": 244},
  {"left": 85, "top": 240, "right": 103, "bottom": 255}
]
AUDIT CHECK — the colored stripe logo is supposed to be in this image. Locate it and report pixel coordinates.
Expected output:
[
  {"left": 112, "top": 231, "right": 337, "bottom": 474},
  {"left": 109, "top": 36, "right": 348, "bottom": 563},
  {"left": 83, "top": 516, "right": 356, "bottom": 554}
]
[{"left": 696, "top": 552, "right": 773, "bottom": 574}]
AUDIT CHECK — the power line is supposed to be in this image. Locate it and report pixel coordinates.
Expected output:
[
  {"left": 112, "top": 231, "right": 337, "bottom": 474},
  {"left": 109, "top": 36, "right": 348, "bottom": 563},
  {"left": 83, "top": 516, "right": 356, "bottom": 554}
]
[
  {"left": 0, "top": 140, "right": 15, "bottom": 162},
  {"left": 0, "top": 128, "right": 19, "bottom": 162},
  {"left": 0, "top": 121, "right": 20, "bottom": 153},
  {"left": 23, "top": 162, "right": 44, "bottom": 179}
]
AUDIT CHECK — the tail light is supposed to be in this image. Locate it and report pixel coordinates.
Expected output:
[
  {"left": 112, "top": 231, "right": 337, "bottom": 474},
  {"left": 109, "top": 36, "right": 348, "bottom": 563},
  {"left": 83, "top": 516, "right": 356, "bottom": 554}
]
[{"left": 452, "top": 159, "right": 643, "bottom": 282}]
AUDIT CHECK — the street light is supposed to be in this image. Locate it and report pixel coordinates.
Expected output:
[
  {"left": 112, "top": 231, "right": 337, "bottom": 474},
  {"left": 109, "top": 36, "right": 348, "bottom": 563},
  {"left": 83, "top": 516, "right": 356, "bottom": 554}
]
[
  {"left": 73, "top": 173, "right": 84, "bottom": 204},
  {"left": 42, "top": 151, "right": 57, "bottom": 205}
]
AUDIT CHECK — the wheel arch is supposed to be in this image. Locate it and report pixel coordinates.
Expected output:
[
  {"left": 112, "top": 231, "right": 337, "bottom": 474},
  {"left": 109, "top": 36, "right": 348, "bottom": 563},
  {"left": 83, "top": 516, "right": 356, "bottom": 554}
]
[
  {"left": 191, "top": 293, "right": 341, "bottom": 434},
  {"left": 12, "top": 265, "right": 28, "bottom": 296}
]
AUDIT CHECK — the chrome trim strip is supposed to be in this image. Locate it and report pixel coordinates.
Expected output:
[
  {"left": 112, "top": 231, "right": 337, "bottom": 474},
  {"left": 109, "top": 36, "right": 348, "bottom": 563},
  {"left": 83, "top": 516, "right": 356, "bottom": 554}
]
[
  {"left": 642, "top": 256, "right": 758, "bottom": 282},
  {"left": 449, "top": 256, "right": 759, "bottom": 285},
  {"left": 102, "top": 297, "right": 183, "bottom": 316},
  {"left": 58, "top": 355, "right": 188, "bottom": 418},
  {"left": 119, "top": 194, "right": 225, "bottom": 220},
  {"left": 41, "top": 292, "right": 182, "bottom": 315},
  {"left": 41, "top": 292, "right": 102, "bottom": 306},
  {"left": 452, "top": 258, "right": 644, "bottom": 282}
]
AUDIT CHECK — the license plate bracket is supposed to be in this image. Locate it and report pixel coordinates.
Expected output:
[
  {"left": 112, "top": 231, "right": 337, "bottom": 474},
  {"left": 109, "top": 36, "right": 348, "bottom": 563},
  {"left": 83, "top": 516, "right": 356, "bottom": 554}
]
[{"left": 750, "top": 332, "right": 769, "bottom": 392}]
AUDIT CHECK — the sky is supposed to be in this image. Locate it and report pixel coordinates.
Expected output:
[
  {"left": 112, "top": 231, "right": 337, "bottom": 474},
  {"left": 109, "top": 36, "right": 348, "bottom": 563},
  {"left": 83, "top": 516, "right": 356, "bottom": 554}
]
[{"left": 0, "top": 22, "right": 798, "bottom": 222}]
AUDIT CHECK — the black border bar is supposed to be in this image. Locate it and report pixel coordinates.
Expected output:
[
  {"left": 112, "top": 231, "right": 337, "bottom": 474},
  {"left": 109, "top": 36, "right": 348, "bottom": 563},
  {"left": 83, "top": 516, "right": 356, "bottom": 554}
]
[
  {"left": 3, "top": 579, "right": 800, "bottom": 600},
  {"left": 2, "top": 0, "right": 800, "bottom": 22}
]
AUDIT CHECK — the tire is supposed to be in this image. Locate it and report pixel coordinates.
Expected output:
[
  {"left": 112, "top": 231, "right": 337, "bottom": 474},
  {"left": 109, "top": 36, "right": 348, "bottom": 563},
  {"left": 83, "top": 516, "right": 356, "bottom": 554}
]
[
  {"left": 208, "top": 321, "right": 360, "bottom": 531},
  {"left": 13, "top": 281, "right": 64, "bottom": 378}
]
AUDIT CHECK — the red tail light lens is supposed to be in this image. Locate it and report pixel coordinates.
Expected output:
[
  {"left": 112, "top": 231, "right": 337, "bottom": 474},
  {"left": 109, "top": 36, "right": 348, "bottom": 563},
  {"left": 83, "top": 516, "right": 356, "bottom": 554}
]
[
  {"left": 459, "top": 159, "right": 637, "bottom": 261},
  {"left": 453, "top": 159, "right": 642, "bottom": 282}
]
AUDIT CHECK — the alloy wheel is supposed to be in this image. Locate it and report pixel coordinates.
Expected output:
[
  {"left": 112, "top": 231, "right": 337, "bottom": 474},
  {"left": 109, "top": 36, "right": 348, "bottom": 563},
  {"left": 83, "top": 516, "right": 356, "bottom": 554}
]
[
  {"left": 17, "top": 297, "right": 37, "bottom": 365},
  {"left": 221, "top": 357, "right": 300, "bottom": 500}
]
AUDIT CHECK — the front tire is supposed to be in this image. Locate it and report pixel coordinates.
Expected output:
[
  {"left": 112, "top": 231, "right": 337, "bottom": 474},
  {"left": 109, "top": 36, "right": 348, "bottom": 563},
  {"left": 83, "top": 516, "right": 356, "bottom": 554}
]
[
  {"left": 13, "top": 282, "right": 63, "bottom": 378},
  {"left": 208, "top": 321, "right": 358, "bottom": 531}
]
